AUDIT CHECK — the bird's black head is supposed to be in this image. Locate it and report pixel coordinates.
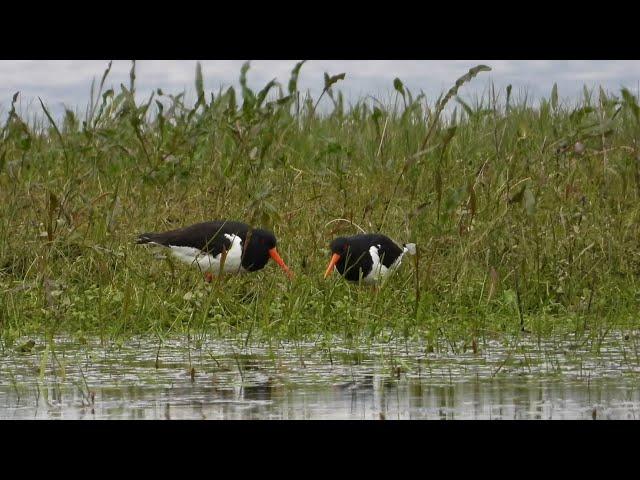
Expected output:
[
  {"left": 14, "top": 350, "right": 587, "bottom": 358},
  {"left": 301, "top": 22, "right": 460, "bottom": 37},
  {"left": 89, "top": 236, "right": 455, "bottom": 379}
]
[
  {"left": 325, "top": 234, "right": 378, "bottom": 280},
  {"left": 250, "top": 228, "right": 278, "bottom": 251},
  {"left": 329, "top": 236, "right": 350, "bottom": 255},
  {"left": 243, "top": 228, "right": 292, "bottom": 278},
  {"left": 325, "top": 236, "right": 353, "bottom": 279}
]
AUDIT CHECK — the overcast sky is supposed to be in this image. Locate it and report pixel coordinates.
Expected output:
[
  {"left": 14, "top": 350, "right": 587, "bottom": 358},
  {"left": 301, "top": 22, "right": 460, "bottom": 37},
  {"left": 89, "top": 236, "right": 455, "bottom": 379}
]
[{"left": 1, "top": 60, "right": 639, "bottom": 119}]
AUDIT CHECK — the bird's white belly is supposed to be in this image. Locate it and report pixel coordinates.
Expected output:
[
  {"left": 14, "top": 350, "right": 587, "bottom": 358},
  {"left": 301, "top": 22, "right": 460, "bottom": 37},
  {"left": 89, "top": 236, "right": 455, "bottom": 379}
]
[{"left": 168, "top": 234, "right": 246, "bottom": 275}]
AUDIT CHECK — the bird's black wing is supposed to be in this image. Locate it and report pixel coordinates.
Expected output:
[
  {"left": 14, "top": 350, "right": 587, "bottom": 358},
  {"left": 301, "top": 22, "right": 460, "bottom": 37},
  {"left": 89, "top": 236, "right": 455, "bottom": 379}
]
[
  {"left": 137, "top": 221, "right": 249, "bottom": 257},
  {"left": 372, "top": 235, "right": 404, "bottom": 268}
]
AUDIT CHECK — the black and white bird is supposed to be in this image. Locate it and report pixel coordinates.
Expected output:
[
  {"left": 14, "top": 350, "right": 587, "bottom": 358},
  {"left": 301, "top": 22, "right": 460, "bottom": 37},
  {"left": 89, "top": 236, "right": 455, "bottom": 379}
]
[
  {"left": 323, "top": 234, "right": 416, "bottom": 284},
  {"left": 136, "top": 220, "right": 292, "bottom": 281}
]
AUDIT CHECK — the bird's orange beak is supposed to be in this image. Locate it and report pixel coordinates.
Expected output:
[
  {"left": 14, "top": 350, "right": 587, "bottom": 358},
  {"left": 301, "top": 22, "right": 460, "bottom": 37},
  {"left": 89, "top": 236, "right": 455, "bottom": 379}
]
[
  {"left": 324, "top": 253, "right": 341, "bottom": 279},
  {"left": 269, "top": 247, "right": 293, "bottom": 279}
]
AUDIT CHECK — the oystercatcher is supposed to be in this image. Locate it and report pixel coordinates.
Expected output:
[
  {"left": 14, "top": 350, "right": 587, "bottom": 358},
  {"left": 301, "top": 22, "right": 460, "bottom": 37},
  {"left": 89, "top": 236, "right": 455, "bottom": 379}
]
[
  {"left": 323, "top": 234, "right": 416, "bottom": 284},
  {"left": 136, "top": 220, "right": 292, "bottom": 280}
]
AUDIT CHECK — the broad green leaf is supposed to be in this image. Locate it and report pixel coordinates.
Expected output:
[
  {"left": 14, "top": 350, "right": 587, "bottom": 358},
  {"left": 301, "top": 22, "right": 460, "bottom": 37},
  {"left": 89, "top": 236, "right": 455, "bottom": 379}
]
[
  {"left": 324, "top": 72, "right": 346, "bottom": 90},
  {"left": 523, "top": 188, "right": 536, "bottom": 216},
  {"left": 256, "top": 79, "right": 277, "bottom": 108},
  {"left": 393, "top": 77, "right": 405, "bottom": 98},
  {"left": 195, "top": 61, "right": 205, "bottom": 105},
  {"left": 240, "top": 61, "right": 250, "bottom": 89},
  {"left": 129, "top": 60, "right": 136, "bottom": 93},
  {"left": 621, "top": 88, "right": 640, "bottom": 122},
  {"left": 227, "top": 87, "right": 237, "bottom": 113},
  {"left": 288, "top": 60, "right": 306, "bottom": 95}
]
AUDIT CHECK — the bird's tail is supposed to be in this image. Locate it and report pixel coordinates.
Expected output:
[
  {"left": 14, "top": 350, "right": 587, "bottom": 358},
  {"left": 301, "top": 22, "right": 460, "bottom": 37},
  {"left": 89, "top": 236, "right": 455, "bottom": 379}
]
[
  {"left": 403, "top": 243, "right": 417, "bottom": 256},
  {"left": 136, "top": 233, "right": 158, "bottom": 245}
]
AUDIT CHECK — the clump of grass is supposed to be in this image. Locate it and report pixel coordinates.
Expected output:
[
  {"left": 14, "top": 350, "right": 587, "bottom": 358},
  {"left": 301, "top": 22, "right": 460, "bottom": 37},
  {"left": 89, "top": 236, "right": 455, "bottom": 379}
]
[{"left": 1, "top": 61, "right": 639, "bottom": 350}]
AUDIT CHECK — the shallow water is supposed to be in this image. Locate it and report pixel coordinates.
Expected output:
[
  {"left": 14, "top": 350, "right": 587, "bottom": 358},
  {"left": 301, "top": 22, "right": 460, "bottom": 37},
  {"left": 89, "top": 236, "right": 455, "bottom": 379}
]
[{"left": 1, "top": 333, "right": 639, "bottom": 419}]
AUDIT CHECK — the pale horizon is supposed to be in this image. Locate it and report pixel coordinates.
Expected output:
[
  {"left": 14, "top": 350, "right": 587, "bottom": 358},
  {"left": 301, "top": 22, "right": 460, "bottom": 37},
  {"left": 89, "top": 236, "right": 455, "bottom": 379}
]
[{"left": 1, "top": 60, "right": 639, "bottom": 119}]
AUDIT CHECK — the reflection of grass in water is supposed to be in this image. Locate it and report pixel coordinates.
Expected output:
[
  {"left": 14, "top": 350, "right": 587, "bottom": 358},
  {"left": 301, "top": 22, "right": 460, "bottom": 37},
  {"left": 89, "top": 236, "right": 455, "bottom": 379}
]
[
  {"left": 7, "top": 370, "right": 24, "bottom": 405},
  {"left": 2, "top": 333, "right": 640, "bottom": 418},
  {"left": 0, "top": 63, "right": 639, "bottom": 350}
]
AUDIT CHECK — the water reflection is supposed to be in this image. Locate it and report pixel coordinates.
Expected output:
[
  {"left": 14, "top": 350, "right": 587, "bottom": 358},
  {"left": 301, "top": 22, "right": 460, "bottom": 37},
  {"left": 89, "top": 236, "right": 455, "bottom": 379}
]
[{"left": 1, "top": 334, "right": 639, "bottom": 419}]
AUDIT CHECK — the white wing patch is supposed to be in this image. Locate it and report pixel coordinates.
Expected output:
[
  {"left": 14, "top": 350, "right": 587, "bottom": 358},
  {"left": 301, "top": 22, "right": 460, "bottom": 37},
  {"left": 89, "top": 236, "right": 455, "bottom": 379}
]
[
  {"left": 167, "top": 233, "right": 246, "bottom": 275},
  {"left": 363, "top": 243, "right": 413, "bottom": 284},
  {"left": 363, "top": 245, "right": 389, "bottom": 284}
]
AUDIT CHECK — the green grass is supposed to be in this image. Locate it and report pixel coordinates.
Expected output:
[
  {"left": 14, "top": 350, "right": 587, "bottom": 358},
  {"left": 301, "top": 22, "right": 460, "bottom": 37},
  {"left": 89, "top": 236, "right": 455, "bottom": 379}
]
[{"left": 1, "top": 61, "right": 640, "bottom": 349}]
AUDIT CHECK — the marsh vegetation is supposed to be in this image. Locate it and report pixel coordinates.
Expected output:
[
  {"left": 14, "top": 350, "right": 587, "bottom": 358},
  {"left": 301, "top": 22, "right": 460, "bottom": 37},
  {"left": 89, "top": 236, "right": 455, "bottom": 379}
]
[{"left": 1, "top": 61, "right": 639, "bottom": 354}]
